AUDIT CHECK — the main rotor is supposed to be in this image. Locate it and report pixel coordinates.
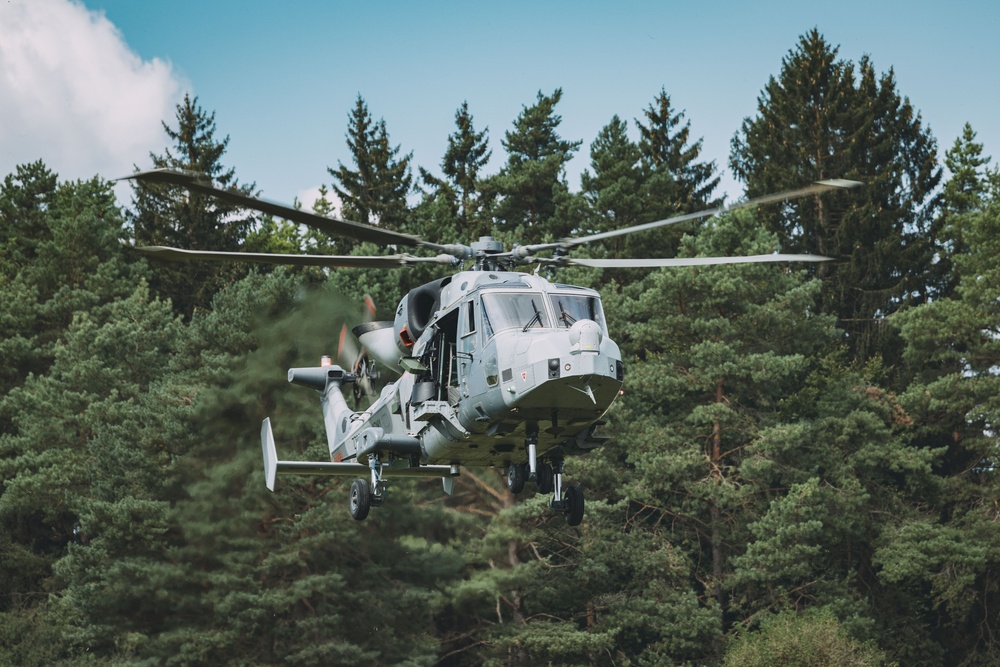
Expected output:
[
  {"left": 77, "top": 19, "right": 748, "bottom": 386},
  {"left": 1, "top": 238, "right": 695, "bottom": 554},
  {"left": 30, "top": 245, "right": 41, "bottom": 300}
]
[{"left": 125, "top": 168, "right": 861, "bottom": 272}]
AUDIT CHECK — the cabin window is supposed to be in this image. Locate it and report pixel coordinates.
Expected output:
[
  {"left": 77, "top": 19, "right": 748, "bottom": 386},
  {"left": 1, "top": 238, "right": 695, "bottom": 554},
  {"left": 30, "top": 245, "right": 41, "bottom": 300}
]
[
  {"left": 482, "top": 298, "right": 494, "bottom": 338},
  {"left": 549, "top": 294, "right": 607, "bottom": 332},
  {"left": 481, "top": 293, "right": 551, "bottom": 333},
  {"left": 463, "top": 300, "right": 476, "bottom": 337}
]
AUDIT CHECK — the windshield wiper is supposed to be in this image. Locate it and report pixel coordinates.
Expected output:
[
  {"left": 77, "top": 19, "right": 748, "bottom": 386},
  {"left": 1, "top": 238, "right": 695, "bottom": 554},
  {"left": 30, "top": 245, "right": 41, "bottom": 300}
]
[
  {"left": 556, "top": 299, "right": 577, "bottom": 326},
  {"left": 522, "top": 301, "right": 544, "bottom": 331}
]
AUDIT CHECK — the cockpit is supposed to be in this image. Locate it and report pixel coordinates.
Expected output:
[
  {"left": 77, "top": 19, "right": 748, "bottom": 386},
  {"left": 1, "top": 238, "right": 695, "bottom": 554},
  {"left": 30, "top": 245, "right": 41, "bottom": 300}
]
[{"left": 480, "top": 291, "right": 607, "bottom": 338}]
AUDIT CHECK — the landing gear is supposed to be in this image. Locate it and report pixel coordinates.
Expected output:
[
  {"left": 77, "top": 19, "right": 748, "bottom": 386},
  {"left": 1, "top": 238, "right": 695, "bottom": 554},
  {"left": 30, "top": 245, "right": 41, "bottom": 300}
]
[
  {"left": 505, "top": 460, "right": 553, "bottom": 494},
  {"left": 506, "top": 462, "right": 527, "bottom": 494},
  {"left": 547, "top": 460, "right": 585, "bottom": 526},
  {"left": 507, "top": 456, "right": 585, "bottom": 526},
  {"left": 562, "top": 485, "right": 584, "bottom": 527},
  {"left": 535, "top": 461, "right": 554, "bottom": 494},
  {"left": 349, "top": 455, "right": 387, "bottom": 521},
  {"left": 349, "top": 478, "right": 371, "bottom": 520}
]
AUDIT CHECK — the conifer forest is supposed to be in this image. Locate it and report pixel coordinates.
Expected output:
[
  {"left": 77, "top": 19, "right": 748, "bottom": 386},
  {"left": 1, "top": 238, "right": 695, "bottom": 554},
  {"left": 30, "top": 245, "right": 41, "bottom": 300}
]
[{"left": 3, "top": 30, "right": 1000, "bottom": 666}]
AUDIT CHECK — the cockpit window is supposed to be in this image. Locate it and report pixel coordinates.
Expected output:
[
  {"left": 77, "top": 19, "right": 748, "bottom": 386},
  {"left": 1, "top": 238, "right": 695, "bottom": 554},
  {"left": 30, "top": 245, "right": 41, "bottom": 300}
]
[
  {"left": 481, "top": 293, "right": 551, "bottom": 333},
  {"left": 549, "top": 294, "right": 607, "bottom": 331}
]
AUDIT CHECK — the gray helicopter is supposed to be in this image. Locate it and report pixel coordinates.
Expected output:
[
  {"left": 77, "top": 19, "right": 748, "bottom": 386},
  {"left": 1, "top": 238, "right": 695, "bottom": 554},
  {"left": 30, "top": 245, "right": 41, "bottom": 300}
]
[{"left": 129, "top": 169, "right": 859, "bottom": 525}]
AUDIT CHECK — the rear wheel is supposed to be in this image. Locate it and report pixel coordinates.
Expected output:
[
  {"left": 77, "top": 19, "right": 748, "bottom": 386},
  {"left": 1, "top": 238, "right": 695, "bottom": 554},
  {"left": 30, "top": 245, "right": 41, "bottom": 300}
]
[
  {"left": 564, "top": 485, "right": 584, "bottom": 527},
  {"left": 536, "top": 462, "right": 554, "bottom": 494},
  {"left": 349, "top": 478, "right": 372, "bottom": 520}
]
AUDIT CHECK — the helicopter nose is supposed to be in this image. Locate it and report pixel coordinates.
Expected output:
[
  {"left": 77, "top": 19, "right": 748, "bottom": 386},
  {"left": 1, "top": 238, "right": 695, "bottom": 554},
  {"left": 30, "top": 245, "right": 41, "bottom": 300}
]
[{"left": 568, "top": 319, "right": 602, "bottom": 353}]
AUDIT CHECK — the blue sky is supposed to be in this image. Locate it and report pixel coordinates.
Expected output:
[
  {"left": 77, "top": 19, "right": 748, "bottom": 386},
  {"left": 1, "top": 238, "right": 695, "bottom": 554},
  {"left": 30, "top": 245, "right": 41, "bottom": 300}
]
[{"left": 2, "top": 0, "right": 998, "bottom": 208}]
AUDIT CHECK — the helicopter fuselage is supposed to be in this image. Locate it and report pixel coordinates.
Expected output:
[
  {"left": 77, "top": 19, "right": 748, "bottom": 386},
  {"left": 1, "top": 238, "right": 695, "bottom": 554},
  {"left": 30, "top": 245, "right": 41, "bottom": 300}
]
[{"left": 326, "top": 270, "right": 624, "bottom": 470}]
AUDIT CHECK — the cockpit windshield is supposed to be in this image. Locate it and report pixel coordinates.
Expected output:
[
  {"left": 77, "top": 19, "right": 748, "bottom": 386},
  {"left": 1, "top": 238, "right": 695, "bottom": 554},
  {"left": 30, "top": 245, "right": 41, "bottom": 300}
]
[
  {"left": 481, "top": 293, "right": 550, "bottom": 334},
  {"left": 549, "top": 294, "right": 607, "bottom": 331}
]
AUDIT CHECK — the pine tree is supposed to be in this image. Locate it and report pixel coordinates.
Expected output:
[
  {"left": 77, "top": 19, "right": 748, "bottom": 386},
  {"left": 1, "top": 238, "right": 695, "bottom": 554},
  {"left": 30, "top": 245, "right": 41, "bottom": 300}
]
[
  {"left": 129, "top": 94, "right": 257, "bottom": 320},
  {"left": 730, "top": 29, "right": 941, "bottom": 366},
  {"left": 486, "top": 89, "right": 582, "bottom": 242},
  {"left": 595, "top": 208, "right": 936, "bottom": 661},
  {"left": 636, "top": 88, "right": 721, "bottom": 216},
  {"left": 579, "top": 92, "right": 722, "bottom": 263},
  {"left": 942, "top": 123, "right": 991, "bottom": 217},
  {"left": 0, "top": 280, "right": 183, "bottom": 663},
  {"left": 933, "top": 123, "right": 993, "bottom": 293},
  {"left": 418, "top": 101, "right": 492, "bottom": 240},
  {"left": 329, "top": 95, "right": 413, "bottom": 232},
  {"left": 0, "top": 168, "right": 139, "bottom": 429},
  {"left": 580, "top": 115, "right": 644, "bottom": 256},
  {"left": 0, "top": 161, "right": 58, "bottom": 276},
  {"left": 889, "top": 173, "right": 1000, "bottom": 665}
]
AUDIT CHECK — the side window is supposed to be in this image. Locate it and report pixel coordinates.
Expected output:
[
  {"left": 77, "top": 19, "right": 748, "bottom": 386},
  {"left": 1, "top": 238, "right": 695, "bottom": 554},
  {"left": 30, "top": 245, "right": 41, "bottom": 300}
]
[
  {"left": 481, "top": 297, "right": 494, "bottom": 338},
  {"left": 463, "top": 300, "right": 476, "bottom": 337}
]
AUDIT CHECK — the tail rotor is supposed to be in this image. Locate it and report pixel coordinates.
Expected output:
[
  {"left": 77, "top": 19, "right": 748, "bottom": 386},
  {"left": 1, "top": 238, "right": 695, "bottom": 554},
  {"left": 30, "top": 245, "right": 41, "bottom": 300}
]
[{"left": 338, "top": 295, "right": 379, "bottom": 402}]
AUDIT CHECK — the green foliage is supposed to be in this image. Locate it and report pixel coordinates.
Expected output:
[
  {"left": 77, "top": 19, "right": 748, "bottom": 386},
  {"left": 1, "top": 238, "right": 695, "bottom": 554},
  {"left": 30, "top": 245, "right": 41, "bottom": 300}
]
[
  {"left": 724, "top": 610, "right": 894, "bottom": 667},
  {"left": 128, "top": 93, "right": 257, "bottom": 319},
  {"left": 889, "top": 164, "right": 1000, "bottom": 665},
  {"left": 636, "top": 88, "right": 721, "bottom": 215},
  {"left": 418, "top": 101, "right": 492, "bottom": 241},
  {"left": 485, "top": 89, "right": 582, "bottom": 242},
  {"left": 330, "top": 95, "right": 414, "bottom": 232},
  {"left": 730, "top": 29, "right": 942, "bottom": 366}
]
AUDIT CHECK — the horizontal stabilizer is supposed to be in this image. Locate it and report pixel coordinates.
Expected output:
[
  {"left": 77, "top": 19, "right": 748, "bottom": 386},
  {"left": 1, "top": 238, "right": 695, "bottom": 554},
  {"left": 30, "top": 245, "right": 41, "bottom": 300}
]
[
  {"left": 266, "top": 460, "right": 456, "bottom": 480},
  {"left": 260, "top": 417, "right": 459, "bottom": 490}
]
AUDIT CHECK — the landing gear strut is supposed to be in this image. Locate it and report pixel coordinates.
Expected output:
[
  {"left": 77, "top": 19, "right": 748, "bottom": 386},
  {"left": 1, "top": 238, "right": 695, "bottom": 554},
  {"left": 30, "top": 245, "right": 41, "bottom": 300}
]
[
  {"left": 548, "top": 459, "right": 584, "bottom": 527},
  {"left": 505, "top": 457, "right": 584, "bottom": 527},
  {"left": 349, "top": 455, "right": 387, "bottom": 521}
]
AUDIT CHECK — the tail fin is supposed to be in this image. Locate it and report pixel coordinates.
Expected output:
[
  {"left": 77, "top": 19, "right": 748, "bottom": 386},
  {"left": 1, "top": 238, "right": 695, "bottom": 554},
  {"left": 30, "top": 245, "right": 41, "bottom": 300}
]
[{"left": 261, "top": 417, "right": 278, "bottom": 491}]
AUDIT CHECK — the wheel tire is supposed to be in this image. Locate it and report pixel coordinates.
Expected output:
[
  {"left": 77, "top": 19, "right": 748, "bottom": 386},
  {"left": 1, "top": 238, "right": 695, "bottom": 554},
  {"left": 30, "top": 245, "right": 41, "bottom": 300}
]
[
  {"left": 506, "top": 462, "right": 526, "bottom": 494},
  {"left": 536, "top": 462, "right": 554, "bottom": 494},
  {"left": 349, "top": 478, "right": 372, "bottom": 521},
  {"left": 564, "top": 485, "right": 584, "bottom": 527}
]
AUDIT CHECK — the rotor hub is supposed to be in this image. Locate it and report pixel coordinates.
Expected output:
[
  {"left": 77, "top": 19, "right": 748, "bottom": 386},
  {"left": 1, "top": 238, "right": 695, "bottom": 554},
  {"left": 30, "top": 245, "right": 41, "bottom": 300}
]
[{"left": 471, "top": 236, "right": 504, "bottom": 255}]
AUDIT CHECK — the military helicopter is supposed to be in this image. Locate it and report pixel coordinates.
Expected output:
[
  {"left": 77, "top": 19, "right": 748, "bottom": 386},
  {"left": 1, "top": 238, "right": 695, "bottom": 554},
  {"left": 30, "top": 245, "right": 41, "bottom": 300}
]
[{"left": 129, "top": 169, "right": 860, "bottom": 525}]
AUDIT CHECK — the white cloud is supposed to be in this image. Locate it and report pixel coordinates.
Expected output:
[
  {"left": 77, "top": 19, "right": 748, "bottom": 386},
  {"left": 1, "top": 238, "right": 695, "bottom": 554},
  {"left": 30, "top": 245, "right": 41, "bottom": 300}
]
[
  {"left": 0, "top": 0, "right": 185, "bottom": 190},
  {"left": 296, "top": 185, "right": 343, "bottom": 217}
]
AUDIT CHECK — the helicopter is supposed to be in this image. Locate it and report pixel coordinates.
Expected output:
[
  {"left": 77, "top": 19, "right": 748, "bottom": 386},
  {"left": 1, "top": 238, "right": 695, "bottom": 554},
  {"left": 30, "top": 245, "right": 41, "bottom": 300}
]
[{"left": 129, "top": 169, "right": 860, "bottom": 525}]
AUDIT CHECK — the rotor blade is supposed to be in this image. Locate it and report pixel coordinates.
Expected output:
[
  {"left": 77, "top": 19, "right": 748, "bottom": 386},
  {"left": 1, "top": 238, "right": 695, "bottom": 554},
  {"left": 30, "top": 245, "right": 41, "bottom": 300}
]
[
  {"left": 520, "top": 179, "right": 863, "bottom": 256},
  {"left": 338, "top": 324, "right": 362, "bottom": 367},
  {"left": 559, "top": 253, "right": 834, "bottom": 268},
  {"left": 362, "top": 295, "right": 376, "bottom": 323},
  {"left": 135, "top": 245, "right": 458, "bottom": 268},
  {"left": 125, "top": 168, "right": 449, "bottom": 252}
]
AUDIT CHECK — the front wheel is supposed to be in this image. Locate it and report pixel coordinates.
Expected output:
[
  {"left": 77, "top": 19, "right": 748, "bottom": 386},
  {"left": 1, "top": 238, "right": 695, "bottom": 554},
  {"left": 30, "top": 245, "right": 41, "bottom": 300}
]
[
  {"left": 349, "top": 478, "right": 372, "bottom": 520},
  {"left": 506, "top": 462, "right": 526, "bottom": 494},
  {"left": 564, "top": 485, "right": 584, "bottom": 527}
]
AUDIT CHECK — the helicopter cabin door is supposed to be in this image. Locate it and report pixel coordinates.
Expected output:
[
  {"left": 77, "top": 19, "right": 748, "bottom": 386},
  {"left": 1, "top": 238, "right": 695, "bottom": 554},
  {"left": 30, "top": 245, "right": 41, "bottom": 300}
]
[
  {"left": 456, "top": 298, "right": 478, "bottom": 402},
  {"left": 428, "top": 308, "right": 461, "bottom": 404}
]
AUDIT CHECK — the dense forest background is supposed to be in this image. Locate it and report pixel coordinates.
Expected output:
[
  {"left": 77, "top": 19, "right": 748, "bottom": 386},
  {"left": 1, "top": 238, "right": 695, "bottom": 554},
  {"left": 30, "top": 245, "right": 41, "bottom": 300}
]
[{"left": 2, "top": 29, "right": 999, "bottom": 665}]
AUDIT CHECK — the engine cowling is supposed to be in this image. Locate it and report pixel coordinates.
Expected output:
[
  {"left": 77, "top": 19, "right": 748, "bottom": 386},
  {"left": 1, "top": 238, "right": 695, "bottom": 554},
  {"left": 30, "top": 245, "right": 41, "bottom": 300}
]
[
  {"left": 352, "top": 321, "right": 400, "bottom": 370},
  {"left": 393, "top": 276, "right": 451, "bottom": 356}
]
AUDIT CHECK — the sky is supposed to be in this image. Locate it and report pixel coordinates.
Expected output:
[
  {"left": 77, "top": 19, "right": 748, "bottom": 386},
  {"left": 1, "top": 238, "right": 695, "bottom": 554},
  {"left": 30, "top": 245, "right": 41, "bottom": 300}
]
[{"left": 2, "top": 0, "right": 998, "bottom": 212}]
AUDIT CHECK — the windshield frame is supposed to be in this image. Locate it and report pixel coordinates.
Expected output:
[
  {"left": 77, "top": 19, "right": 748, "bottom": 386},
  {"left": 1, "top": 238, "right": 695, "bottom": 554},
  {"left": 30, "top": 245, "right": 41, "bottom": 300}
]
[
  {"left": 548, "top": 292, "right": 608, "bottom": 332},
  {"left": 481, "top": 291, "right": 551, "bottom": 336}
]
